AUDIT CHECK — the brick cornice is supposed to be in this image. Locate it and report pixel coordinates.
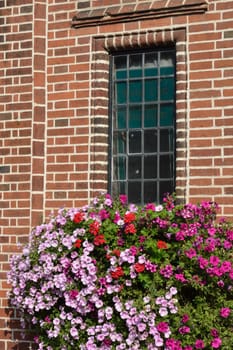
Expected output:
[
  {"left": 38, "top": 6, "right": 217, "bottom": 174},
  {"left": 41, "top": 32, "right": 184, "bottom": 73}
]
[{"left": 71, "top": 0, "right": 208, "bottom": 29}]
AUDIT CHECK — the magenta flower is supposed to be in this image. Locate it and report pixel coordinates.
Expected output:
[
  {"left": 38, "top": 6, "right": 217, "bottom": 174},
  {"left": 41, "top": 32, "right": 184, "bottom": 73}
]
[
  {"left": 211, "top": 337, "right": 222, "bottom": 348},
  {"left": 160, "top": 264, "right": 173, "bottom": 278},
  {"left": 182, "top": 314, "right": 189, "bottom": 323},
  {"left": 179, "top": 326, "right": 190, "bottom": 334},
  {"left": 175, "top": 273, "right": 187, "bottom": 283},
  {"left": 175, "top": 231, "right": 186, "bottom": 241},
  {"left": 195, "top": 339, "right": 205, "bottom": 349},
  {"left": 185, "top": 248, "right": 197, "bottom": 259},
  {"left": 220, "top": 307, "right": 231, "bottom": 318},
  {"left": 209, "top": 255, "right": 220, "bottom": 266},
  {"left": 156, "top": 321, "right": 169, "bottom": 333},
  {"left": 119, "top": 194, "right": 127, "bottom": 205},
  {"left": 145, "top": 203, "right": 156, "bottom": 211},
  {"left": 210, "top": 328, "right": 219, "bottom": 337}
]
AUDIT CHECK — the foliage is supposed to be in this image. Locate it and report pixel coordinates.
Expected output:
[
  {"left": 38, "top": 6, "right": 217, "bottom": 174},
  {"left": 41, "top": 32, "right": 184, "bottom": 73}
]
[{"left": 8, "top": 193, "right": 233, "bottom": 349}]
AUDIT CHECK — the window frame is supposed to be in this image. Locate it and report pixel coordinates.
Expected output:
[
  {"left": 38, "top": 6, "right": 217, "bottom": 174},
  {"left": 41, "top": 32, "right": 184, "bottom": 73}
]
[{"left": 108, "top": 46, "right": 176, "bottom": 205}]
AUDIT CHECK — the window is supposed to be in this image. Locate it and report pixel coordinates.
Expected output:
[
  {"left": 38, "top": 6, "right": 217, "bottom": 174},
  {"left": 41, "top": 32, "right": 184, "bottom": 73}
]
[{"left": 109, "top": 47, "right": 176, "bottom": 204}]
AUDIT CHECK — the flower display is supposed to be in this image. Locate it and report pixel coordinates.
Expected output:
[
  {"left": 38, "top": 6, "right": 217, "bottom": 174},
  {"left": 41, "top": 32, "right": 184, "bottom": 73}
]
[{"left": 8, "top": 193, "right": 233, "bottom": 349}]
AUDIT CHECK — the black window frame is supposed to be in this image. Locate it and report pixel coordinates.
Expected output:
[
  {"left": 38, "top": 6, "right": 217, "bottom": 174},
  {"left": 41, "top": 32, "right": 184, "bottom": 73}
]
[{"left": 108, "top": 46, "right": 176, "bottom": 205}]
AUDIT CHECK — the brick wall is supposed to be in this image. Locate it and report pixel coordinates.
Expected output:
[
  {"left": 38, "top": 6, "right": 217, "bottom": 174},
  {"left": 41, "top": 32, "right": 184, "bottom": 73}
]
[{"left": 0, "top": 0, "right": 233, "bottom": 348}]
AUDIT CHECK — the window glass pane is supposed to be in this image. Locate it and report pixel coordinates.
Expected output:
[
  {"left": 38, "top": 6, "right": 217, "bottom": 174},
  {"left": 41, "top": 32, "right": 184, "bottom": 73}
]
[
  {"left": 115, "top": 56, "right": 127, "bottom": 69},
  {"left": 159, "top": 180, "right": 174, "bottom": 202},
  {"left": 160, "top": 51, "right": 175, "bottom": 76},
  {"left": 144, "top": 130, "right": 157, "bottom": 153},
  {"left": 113, "top": 131, "right": 126, "bottom": 154},
  {"left": 129, "top": 81, "right": 142, "bottom": 102},
  {"left": 112, "top": 181, "right": 126, "bottom": 197},
  {"left": 145, "top": 52, "right": 158, "bottom": 77},
  {"left": 144, "top": 105, "right": 157, "bottom": 128},
  {"left": 144, "top": 155, "right": 157, "bottom": 179},
  {"left": 129, "top": 131, "right": 141, "bottom": 153},
  {"left": 116, "top": 82, "right": 127, "bottom": 103},
  {"left": 128, "top": 156, "right": 141, "bottom": 179},
  {"left": 113, "top": 156, "right": 126, "bottom": 180},
  {"left": 129, "top": 105, "right": 142, "bottom": 128},
  {"left": 114, "top": 106, "right": 127, "bottom": 129},
  {"left": 160, "top": 129, "right": 174, "bottom": 152},
  {"left": 129, "top": 54, "right": 142, "bottom": 78},
  {"left": 144, "top": 182, "right": 157, "bottom": 203},
  {"left": 160, "top": 104, "right": 174, "bottom": 126},
  {"left": 115, "top": 56, "right": 127, "bottom": 79},
  {"left": 159, "top": 154, "right": 173, "bottom": 179},
  {"left": 116, "top": 70, "right": 127, "bottom": 79},
  {"left": 111, "top": 49, "right": 176, "bottom": 204},
  {"left": 160, "top": 77, "right": 175, "bottom": 101},
  {"left": 128, "top": 182, "right": 141, "bottom": 204},
  {"left": 145, "top": 79, "right": 158, "bottom": 102}
]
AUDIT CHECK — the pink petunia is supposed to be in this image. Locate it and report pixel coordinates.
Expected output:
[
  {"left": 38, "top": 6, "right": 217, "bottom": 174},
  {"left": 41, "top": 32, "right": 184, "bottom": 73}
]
[
  {"left": 211, "top": 338, "right": 222, "bottom": 349},
  {"left": 220, "top": 307, "right": 231, "bottom": 318}
]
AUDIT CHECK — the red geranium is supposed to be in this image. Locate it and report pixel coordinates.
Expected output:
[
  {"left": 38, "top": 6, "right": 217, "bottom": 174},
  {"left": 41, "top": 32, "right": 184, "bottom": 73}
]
[
  {"left": 134, "top": 263, "right": 145, "bottom": 273},
  {"left": 93, "top": 234, "right": 105, "bottom": 246},
  {"left": 157, "top": 240, "right": 168, "bottom": 249},
  {"left": 73, "top": 212, "right": 84, "bottom": 224},
  {"left": 124, "top": 212, "right": 136, "bottom": 224},
  {"left": 112, "top": 249, "right": 121, "bottom": 257},
  {"left": 74, "top": 239, "right": 82, "bottom": 248},
  {"left": 111, "top": 266, "right": 124, "bottom": 279},
  {"left": 124, "top": 223, "right": 136, "bottom": 234},
  {"left": 89, "top": 221, "right": 100, "bottom": 235}
]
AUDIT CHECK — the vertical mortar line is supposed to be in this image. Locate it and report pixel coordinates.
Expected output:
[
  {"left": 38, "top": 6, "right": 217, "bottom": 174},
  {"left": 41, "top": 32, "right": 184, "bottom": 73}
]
[
  {"left": 44, "top": 0, "right": 48, "bottom": 220},
  {"left": 87, "top": 35, "right": 93, "bottom": 204},
  {"left": 30, "top": 1, "right": 35, "bottom": 230},
  {"left": 219, "top": 5, "right": 224, "bottom": 181},
  {"left": 185, "top": 25, "right": 190, "bottom": 202}
]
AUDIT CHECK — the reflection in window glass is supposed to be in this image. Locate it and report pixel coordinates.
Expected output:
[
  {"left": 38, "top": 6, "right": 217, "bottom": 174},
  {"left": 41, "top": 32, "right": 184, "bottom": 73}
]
[
  {"left": 129, "top": 131, "right": 141, "bottom": 154},
  {"left": 128, "top": 156, "right": 141, "bottom": 179}
]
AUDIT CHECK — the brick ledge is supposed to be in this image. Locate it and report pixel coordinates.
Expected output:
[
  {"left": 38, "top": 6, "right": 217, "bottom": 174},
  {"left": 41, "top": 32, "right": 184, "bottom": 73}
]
[{"left": 71, "top": 1, "right": 208, "bottom": 29}]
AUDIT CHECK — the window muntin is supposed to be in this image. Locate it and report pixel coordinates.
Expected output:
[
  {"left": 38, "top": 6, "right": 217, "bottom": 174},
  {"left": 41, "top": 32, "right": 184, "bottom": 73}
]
[{"left": 110, "top": 48, "right": 176, "bottom": 204}]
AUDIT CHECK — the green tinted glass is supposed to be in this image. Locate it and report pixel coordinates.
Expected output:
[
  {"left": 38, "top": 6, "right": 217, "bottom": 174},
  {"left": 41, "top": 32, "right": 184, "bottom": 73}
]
[
  {"left": 116, "top": 106, "right": 127, "bottom": 129},
  {"left": 160, "top": 77, "right": 175, "bottom": 101},
  {"left": 160, "top": 104, "right": 174, "bottom": 126},
  {"left": 145, "top": 79, "right": 158, "bottom": 101},
  {"left": 144, "top": 105, "right": 157, "bottom": 128},
  {"left": 116, "top": 70, "right": 127, "bottom": 79},
  {"left": 116, "top": 82, "right": 127, "bottom": 103},
  {"left": 129, "top": 105, "right": 142, "bottom": 128},
  {"left": 145, "top": 52, "right": 158, "bottom": 77},
  {"left": 129, "top": 81, "right": 142, "bottom": 102}
]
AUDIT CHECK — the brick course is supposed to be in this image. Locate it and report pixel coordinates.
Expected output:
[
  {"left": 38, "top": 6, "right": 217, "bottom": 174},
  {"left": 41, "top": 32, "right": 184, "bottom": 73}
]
[{"left": 1, "top": 0, "right": 233, "bottom": 348}]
